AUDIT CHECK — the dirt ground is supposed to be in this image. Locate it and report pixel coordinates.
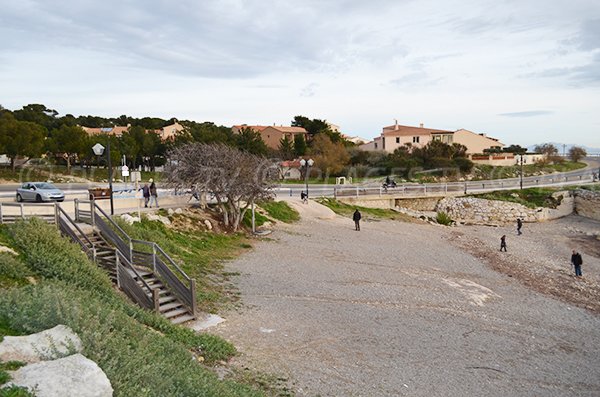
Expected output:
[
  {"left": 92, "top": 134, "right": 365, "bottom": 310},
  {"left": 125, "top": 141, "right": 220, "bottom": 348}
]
[{"left": 213, "top": 201, "right": 600, "bottom": 397}]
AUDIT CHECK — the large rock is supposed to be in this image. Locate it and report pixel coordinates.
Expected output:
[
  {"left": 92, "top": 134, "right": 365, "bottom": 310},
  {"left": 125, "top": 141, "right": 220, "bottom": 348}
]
[
  {"left": 0, "top": 325, "right": 83, "bottom": 363},
  {"left": 8, "top": 353, "right": 113, "bottom": 397},
  {"left": 120, "top": 214, "right": 140, "bottom": 225},
  {"left": 146, "top": 213, "right": 171, "bottom": 225}
]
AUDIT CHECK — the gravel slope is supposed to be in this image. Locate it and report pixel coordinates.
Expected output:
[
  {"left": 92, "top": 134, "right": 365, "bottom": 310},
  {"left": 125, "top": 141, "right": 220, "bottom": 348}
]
[{"left": 214, "top": 203, "right": 600, "bottom": 397}]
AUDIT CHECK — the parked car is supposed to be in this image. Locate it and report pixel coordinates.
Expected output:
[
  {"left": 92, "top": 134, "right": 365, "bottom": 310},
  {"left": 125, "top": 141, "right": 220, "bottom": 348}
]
[{"left": 16, "top": 182, "right": 65, "bottom": 202}]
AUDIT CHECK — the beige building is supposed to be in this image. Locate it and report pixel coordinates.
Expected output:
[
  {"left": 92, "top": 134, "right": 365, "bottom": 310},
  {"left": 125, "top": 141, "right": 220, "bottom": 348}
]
[
  {"left": 159, "top": 121, "right": 185, "bottom": 140},
  {"left": 81, "top": 125, "right": 129, "bottom": 137},
  {"left": 81, "top": 121, "right": 184, "bottom": 141},
  {"left": 232, "top": 124, "right": 308, "bottom": 150},
  {"left": 360, "top": 121, "right": 504, "bottom": 154}
]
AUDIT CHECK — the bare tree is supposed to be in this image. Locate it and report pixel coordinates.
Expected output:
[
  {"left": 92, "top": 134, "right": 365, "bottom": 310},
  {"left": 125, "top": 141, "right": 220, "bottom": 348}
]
[{"left": 165, "top": 143, "right": 276, "bottom": 231}]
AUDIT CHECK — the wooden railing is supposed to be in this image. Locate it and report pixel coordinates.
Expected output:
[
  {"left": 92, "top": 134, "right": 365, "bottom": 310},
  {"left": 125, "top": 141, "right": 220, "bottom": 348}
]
[
  {"left": 0, "top": 202, "right": 58, "bottom": 224},
  {"left": 115, "top": 249, "right": 159, "bottom": 311},
  {"left": 74, "top": 199, "right": 197, "bottom": 316},
  {"left": 56, "top": 205, "right": 96, "bottom": 262}
]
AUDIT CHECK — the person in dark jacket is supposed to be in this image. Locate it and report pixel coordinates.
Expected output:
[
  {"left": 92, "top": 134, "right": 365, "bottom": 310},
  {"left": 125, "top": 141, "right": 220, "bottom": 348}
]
[
  {"left": 517, "top": 218, "right": 523, "bottom": 235},
  {"left": 353, "top": 209, "right": 362, "bottom": 231},
  {"left": 571, "top": 250, "right": 583, "bottom": 277},
  {"left": 149, "top": 179, "right": 159, "bottom": 208},
  {"left": 141, "top": 183, "right": 150, "bottom": 208},
  {"left": 500, "top": 235, "right": 507, "bottom": 252}
]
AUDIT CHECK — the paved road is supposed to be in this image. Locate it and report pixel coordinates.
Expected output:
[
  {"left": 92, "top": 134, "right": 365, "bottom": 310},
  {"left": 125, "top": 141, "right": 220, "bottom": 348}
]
[{"left": 214, "top": 202, "right": 600, "bottom": 397}]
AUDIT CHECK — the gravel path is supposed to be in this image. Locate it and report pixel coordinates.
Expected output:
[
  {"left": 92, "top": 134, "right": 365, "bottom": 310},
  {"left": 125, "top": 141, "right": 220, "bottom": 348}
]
[{"left": 214, "top": 201, "right": 600, "bottom": 397}]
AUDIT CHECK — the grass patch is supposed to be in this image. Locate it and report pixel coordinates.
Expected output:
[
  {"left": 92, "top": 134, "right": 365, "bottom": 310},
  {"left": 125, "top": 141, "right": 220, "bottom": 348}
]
[
  {"left": 243, "top": 210, "right": 269, "bottom": 229},
  {"left": 0, "top": 385, "right": 35, "bottom": 397},
  {"left": 317, "top": 198, "right": 415, "bottom": 222},
  {"left": 115, "top": 218, "right": 249, "bottom": 313},
  {"left": 258, "top": 201, "right": 300, "bottom": 224},
  {"left": 470, "top": 187, "right": 563, "bottom": 208},
  {"left": 0, "top": 164, "right": 163, "bottom": 184}
]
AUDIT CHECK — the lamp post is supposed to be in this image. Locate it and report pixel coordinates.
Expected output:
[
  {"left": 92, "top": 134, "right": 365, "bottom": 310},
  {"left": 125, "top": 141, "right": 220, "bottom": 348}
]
[
  {"left": 519, "top": 153, "right": 524, "bottom": 190},
  {"left": 92, "top": 141, "right": 115, "bottom": 215},
  {"left": 299, "top": 158, "right": 314, "bottom": 198}
]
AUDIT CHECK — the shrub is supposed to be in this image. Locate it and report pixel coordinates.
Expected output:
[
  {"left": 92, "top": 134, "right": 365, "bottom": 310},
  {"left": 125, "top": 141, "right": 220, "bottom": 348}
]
[
  {"left": 0, "top": 385, "right": 35, "bottom": 397},
  {"left": 0, "top": 254, "right": 30, "bottom": 288},
  {"left": 436, "top": 211, "right": 453, "bottom": 226}
]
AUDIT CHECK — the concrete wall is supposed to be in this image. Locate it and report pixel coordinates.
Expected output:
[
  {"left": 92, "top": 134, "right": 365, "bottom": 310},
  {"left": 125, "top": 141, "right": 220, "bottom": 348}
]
[
  {"left": 453, "top": 129, "right": 504, "bottom": 154},
  {"left": 574, "top": 189, "right": 600, "bottom": 221},
  {"left": 338, "top": 196, "right": 395, "bottom": 209},
  {"left": 436, "top": 191, "right": 574, "bottom": 225}
]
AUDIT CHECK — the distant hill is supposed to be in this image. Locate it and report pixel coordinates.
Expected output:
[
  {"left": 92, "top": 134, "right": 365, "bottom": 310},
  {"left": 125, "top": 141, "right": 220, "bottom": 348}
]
[{"left": 527, "top": 143, "right": 600, "bottom": 155}]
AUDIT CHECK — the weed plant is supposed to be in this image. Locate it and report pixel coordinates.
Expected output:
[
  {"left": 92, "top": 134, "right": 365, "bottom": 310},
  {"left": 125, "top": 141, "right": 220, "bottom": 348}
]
[{"left": 436, "top": 211, "right": 453, "bottom": 226}]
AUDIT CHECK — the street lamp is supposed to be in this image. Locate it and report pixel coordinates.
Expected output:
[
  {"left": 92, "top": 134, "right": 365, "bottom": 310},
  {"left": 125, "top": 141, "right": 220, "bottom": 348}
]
[
  {"left": 92, "top": 141, "right": 115, "bottom": 215},
  {"left": 299, "top": 158, "right": 314, "bottom": 198},
  {"left": 519, "top": 153, "right": 524, "bottom": 190}
]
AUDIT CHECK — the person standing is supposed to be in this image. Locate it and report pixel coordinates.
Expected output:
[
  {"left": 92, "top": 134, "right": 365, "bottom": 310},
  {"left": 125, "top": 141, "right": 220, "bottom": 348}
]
[
  {"left": 517, "top": 218, "right": 523, "bottom": 235},
  {"left": 571, "top": 250, "right": 583, "bottom": 277},
  {"left": 149, "top": 179, "right": 159, "bottom": 208},
  {"left": 500, "top": 235, "right": 507, "bottom": 252},
  {"left": 353, "top": 209, "right": 362, "bottom": 231},
  {"left": 141, "top": 183, "right": 150, "bottom": 208}
]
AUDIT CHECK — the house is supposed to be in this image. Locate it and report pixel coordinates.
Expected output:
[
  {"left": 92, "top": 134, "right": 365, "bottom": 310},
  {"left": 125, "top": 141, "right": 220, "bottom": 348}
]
[
  {"left": 360, "top": 121, "right": 504, "bottom": 154},
  {"left": 81, "top": 121, "right": 184, "bottom": 141},
  {"left": 159, "top": 121, "right": 185, "bottom": 140},
  {"left": 232, "top": 124, "right": 308, "bottom": 150},
  {"left": 279, "top": 160, "right": 302, "bottom": 180}
]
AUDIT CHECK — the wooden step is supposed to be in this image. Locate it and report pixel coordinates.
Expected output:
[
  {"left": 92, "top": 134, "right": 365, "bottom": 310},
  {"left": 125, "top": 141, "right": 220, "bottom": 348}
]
[
  {"left": 158, "top": 295, "right": 177, "bottom": 304},
  {"left": 159, "top": 302, "right": 183, "bottom": 312},
  {"left": 163, "top": 308, "right": 189, "bottom": 319},
  {"left": 170, "top": 314, "right": 195, "bottom": 325}
]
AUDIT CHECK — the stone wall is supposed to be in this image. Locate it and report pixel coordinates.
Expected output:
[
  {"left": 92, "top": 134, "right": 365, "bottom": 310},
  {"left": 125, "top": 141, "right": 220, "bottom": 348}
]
[
  {"left": 574, "top": 189, "right": 600, "bottom": 221},
  {"left": 436, "top": 191, "right": 574, "bottom": 225},
  {"left": 337, "top": 196, "right": 395, "bottom": 209},
  {"left": 395, "top": 197, "right": 440, "bottom": 211}
]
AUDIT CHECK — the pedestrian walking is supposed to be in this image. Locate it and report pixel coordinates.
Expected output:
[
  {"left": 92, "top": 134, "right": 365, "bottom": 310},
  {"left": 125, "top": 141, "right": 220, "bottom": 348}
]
[
  {"left": 571, "top": 250, "right": 583, "bottom": 277},
  {"left": 141, "top": 183, "right": 150, "bottom": 208},
  {"left": 517, "top": 218, "right": 523, "bottom": 235},
  {"left": 300, "top": 191, "right": 308, "bottom": 204},
  {"left": 353, "top": 209, "right": 362, "bottom": 231},
  {"left": 149, "top": 179, "right": 159, "bottom": 208},
  {"left": 500, "top": 235, "right": 507, "bottom": 252}
]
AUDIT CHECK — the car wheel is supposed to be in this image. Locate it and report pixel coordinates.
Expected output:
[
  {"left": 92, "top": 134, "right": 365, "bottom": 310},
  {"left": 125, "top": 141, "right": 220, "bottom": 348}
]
[
  {"left": 16, "top": 193, "right": 22, "bottom": 202},
  {"left": 57, "top": 199, "right": 64, "bottom": 202},
  {"left": 36, "top": 194, "right": 42, "bottom": 203}
]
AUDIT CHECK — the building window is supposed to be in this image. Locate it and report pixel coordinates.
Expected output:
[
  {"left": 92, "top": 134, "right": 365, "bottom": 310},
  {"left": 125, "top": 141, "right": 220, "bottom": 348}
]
[
  {"left": 396, "top": 137, "right": 400, "bottom": 143},
  {"left": 374, "top": 143, "right": 378, "bottom": 149},
  {"left": 413, "top": 136, "right": 420, "bottom": 143}
]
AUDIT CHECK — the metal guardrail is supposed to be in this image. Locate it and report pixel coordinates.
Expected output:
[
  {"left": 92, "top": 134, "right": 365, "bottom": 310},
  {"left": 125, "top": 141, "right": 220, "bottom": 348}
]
[{"left": 333, "top": 172, "right": 596, "bottom": 198}]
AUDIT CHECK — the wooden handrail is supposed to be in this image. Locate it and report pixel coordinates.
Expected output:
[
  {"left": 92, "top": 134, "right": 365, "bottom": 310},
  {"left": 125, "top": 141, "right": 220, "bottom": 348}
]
[
  {"left": 154, "top": 244, "right": 191, "bottom": 282},
  {"left": 57, "top": 206, "right": 94, "bottom": 248}
]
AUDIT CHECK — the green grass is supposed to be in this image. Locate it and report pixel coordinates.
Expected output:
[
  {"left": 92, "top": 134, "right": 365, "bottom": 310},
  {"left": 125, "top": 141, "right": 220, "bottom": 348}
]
[
  {"left": 470, "top": 187, "right": 563, "bottom": 208},
  {"left": 436, "top": 211, "right": 453, "bottom": 225},
  {"left": 258, "top": 201, "right": 300, "bottom": 224},
  {"left": 0, "top": 219, "right": 267, "bottom": 396},
  {"left": 114, "top": 218, "right": 250, "bottom": 313},
  {"left": 316, "top": 198, "right": 415, "bottom": 222},
  {"left": 0, "top": 385, "right": 35, "bottom": 397}
]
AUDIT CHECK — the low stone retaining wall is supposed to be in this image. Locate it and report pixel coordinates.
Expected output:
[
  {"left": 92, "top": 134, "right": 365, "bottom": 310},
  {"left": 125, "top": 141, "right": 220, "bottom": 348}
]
[
  {"left": 574, "top": 189, "right": 600, "bottom": 221},
  {"left": 436, "top": 191, "right": 574, "bottom": 225},
  {"left": 394, "top": 197, "right": 440, "bottom": 211}
]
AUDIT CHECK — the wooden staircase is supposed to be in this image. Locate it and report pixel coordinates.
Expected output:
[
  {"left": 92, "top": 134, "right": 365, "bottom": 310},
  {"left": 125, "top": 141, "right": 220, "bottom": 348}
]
[{"left": 83, "top": 230, "right": 196, "bottom": 325}]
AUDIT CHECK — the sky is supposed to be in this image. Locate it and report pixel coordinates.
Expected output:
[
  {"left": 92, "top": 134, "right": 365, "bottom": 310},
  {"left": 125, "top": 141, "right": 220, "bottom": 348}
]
[{"left": 1, "top": 0, "right": 599, "bottom": 148}]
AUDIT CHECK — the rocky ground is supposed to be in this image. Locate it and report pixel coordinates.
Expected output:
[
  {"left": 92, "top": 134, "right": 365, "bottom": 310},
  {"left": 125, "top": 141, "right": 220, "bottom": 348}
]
[{"left": 213, "top": 200, "right": 600, "bottom": 397}]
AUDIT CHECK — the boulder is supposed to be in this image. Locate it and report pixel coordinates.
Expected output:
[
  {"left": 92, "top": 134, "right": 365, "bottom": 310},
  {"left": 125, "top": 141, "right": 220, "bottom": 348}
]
[
  {"left": 8, "top": 353, "right": 113, "bottom": 397},
  {"left": 0, "top": 325, "right": 82, "bottom": 364},
  {"left": 167, "top": 208, "right": 175, "bottom": 216},
  {"left": 146, "top": 214, "right": 171, "bottom": 226},
  {"left": 120, "top": 214, "right": 140, "bottom": 225},
  {"left": 204, "top": 219, "right": 212, "bottom": 230},
  {"left": 0, "top": 244, "right": 18, "bottom": 255},
  {"left": 174, "top": 207, "right": 184, "bottom": 214}
]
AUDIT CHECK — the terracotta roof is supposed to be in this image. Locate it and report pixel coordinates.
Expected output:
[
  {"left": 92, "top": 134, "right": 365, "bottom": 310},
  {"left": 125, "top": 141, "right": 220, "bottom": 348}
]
[
  {"left": 280, "top": 160, "right": 302, "bottom": 167},
  {"left": 267, "top": 126, "right": 307, "bottom": 133},
  {"left": 382, "top": 124, "right": 451, "bottom": 136},
  {"left": 232, "top": 125, "right": 269, "bottom": 131}
]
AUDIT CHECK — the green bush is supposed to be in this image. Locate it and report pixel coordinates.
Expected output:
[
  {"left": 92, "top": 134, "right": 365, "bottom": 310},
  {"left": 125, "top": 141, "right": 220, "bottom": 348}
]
[
  {"left": 0, "top": 254, "right": 30, "bottom": 288},
  {"left": 0, "top": 284, "right": 262, "bottom": 397},
  {"left": 436, "top": 211, "right": 453, "bottom": 226}
]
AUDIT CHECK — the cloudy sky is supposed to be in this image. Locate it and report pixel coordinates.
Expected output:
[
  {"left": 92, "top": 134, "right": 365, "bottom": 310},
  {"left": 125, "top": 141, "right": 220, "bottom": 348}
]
[{"left": 1, "top": 0, "right": 599, "bottom": 147}]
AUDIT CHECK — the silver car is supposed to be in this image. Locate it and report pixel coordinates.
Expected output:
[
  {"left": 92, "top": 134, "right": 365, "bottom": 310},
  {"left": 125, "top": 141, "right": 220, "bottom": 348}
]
[{"left": 16, "top": 182, "right": 65, "bottom": 202}]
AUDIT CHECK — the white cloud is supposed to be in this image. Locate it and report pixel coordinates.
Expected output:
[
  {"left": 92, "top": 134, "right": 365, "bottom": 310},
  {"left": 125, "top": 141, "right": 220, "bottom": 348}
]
[{"left": 0, "top": 0, "right": 599, "bottom": 146}]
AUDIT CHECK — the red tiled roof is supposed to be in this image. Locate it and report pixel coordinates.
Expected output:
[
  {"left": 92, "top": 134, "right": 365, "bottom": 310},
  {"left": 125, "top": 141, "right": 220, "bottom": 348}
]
[{"left": 382, "top": 124, "right": 451, "bottom": 136}]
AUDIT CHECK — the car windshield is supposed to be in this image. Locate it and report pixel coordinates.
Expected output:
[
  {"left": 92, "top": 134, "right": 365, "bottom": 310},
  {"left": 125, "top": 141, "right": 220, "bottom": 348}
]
[{"left": 33, "top": 183, "right": 57, "bottom": 190}]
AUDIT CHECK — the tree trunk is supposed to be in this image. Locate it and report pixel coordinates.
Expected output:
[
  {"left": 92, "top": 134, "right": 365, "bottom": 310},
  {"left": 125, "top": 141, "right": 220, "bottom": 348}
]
[
  {"left": 66, "top": 155, "right": 71, "bottom": 173},
  {"left": 11, "top": 157, "right": 15, "bottom": 172}
]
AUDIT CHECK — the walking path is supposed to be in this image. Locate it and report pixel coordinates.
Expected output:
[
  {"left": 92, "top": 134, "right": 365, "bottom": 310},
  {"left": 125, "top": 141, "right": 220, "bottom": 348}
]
[{"left": 214, "top": 200, "right": 600, "bottom": 396}]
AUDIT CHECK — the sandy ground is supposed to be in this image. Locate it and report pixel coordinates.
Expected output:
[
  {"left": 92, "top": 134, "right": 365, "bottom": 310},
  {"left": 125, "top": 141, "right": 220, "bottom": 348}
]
[{"left": 213, "top": 200, "right": 600, "bottom": 397}]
